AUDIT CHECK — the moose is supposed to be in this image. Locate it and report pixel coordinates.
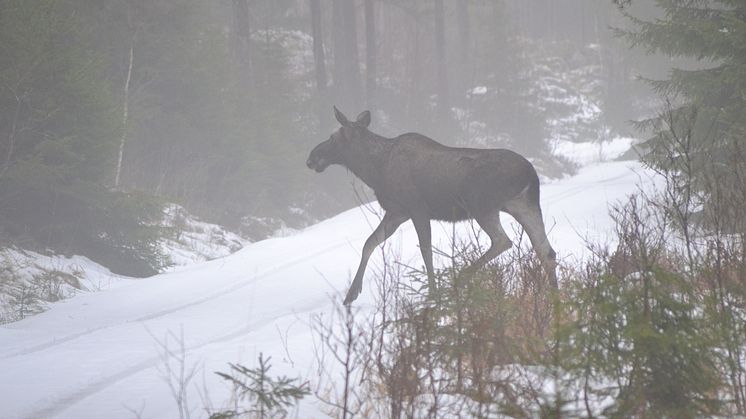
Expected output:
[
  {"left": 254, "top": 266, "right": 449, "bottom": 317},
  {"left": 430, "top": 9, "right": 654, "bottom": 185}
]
[{"left": 307, "top": 107, "right": 557, "bottom": 304}]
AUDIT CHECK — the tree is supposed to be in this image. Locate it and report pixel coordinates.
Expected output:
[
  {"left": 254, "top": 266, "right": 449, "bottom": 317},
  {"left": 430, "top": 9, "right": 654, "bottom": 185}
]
[
  {"left": 622, "top": 0, "right": 746, "bottom": 213},
  {"left": 212, "top": 353, "right": 309, "bottom": 419},
  {"left": 561, "top": 197, "right": 722, "bottom": 417},
  {"left": 310, "top": 0, "right": 330, "bottom": 133},
  {"left": 0, "top": 0, "right": 166, "bottom": 275},
  {"left": 332, "top": 0, "right": 363, "bottom": 112},
  {"left": 433, "top": 0, "right": 450, "bottom": 120},
  {"left": 455, "top": 0, "right": 471, "bottom": 96},
  {"left": 364, "top": 0, "right": 377, "bottom": 111},
  {"left": 232, "top": 0, "right": 254, "bottom": 110}
]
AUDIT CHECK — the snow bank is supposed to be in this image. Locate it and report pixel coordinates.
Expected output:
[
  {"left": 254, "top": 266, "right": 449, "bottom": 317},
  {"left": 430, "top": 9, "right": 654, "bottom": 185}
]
[
  {"left": 160, "top": 205, "right": 249, "bottom": 270},
  {"left": 0, "top": 249, "right": 132, "bottom": 324}
]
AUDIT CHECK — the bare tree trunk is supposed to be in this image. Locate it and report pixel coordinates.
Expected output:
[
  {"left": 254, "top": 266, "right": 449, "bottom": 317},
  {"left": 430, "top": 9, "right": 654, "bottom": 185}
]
[
  {"left": 114, "top": 36, "right": 135, "bottom": 189},
  {"left": 232, "top": 0, "right": 253, "bottom": 102},
  {"left": 457, "top": 0, "right": 469, "bottom": 67},
  {"left": 1, "top": 93, "right": 21, "bottom": 178},
  {"left": 332, "top": 0, "right": 346, "bottom": 101},
  {"left": 310, "top": 0, "right": 328, "bottom": 129},
  {"left": 332, "top": 0, "right": 362, "bottom": 111},
  {"left": 310, "top": 0, "right": 327, "bottom": 93},
  {"left": 406, "top": 17, "right": 423, "bottom": 128},
  {"left": 455, "top": 0, "right": 470, "bottom": 100},
  {"left": 364, "top": 0, "right": 376, "bottom": 111},
  {"left": 433, "top": 0, "right": 450, "bottom": 120},
  {"left": 343, "top": 0, "right": 362, "bottom": 111}
]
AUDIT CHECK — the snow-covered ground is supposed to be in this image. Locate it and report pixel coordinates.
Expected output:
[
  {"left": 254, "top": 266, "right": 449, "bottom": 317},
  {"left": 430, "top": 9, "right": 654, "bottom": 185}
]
[
  {"left": 0, "top": 250, "right": 137, "bottom": 323},
  {"left": 550, "top": 136, "right": 635, "bottom": 166},
  {"left": 0, "top": 205, "right": 250, "bottom": 324},
  {"left": 160, "top": 205, "right": 249, "bottom": 269},
  {"left": 0, "top": 160, "right": 658, "bottom": 419}
]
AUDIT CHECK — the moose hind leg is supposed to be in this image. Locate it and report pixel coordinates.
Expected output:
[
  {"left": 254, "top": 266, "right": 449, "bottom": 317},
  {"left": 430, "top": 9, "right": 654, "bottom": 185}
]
[
  {"left": 411, "top": 216, "right": 436, "bottom": 292},
  {"left": 464, "top": 210, "right": 513, "bottom": 275},
  {"left": 504, "top": 198, "right": 557, "bottom": 288},
  {"left": 345, "top": 212, "right": 408, "bottom": 305}
]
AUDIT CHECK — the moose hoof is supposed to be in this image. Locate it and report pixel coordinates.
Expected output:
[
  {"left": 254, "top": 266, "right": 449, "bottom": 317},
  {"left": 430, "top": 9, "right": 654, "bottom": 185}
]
[{"left": 343, "top": 282, "right": 362, "bottom": 305}]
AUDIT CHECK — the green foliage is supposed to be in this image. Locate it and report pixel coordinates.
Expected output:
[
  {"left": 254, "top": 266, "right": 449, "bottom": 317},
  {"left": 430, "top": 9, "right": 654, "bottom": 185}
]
[
  {"left": 557, "top": 197, "right": 727, "bottom": 417},
  {"left": 212, "top": 353, "right": 309, "bottom": 419},
  {"left": 0, "top": 0, "right": 117, "bottom": 180},
  {"left": 0, "top": 256, "right": 45, "bottom": 323},
  {"left": 0, "top": 0, "right": 167, "bottom": 275},
  {"left": 342, "top": 190, "right": 743, "bottom": 416},
  {"left": 561, "top": 263, "right": 721, "bottom": 417},
  {"left": 75, "top": 1, "right": 320, "bottom": 228},
  {"left": 621, "top": 0, "right": 746, "bottom": 194}
]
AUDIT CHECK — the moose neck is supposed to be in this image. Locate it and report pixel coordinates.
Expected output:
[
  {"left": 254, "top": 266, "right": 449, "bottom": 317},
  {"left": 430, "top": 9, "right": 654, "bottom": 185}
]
[{"left": 341, "top": 132, "right": 392, "bottom": 191}]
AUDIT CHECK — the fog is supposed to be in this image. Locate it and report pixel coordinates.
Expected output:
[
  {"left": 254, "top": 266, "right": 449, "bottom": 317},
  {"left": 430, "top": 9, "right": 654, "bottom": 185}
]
[
  {"left": 0, "top": 0, "right": 727, "bottom": 278},
  {"left": 4, "top": 1, "right": 746, "bottom": 417}
]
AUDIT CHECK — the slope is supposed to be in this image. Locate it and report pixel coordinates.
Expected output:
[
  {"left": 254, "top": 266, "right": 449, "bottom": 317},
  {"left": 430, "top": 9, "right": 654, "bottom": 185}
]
[{"left": 0, "top": 160, "right": 656, "bottom": 419}]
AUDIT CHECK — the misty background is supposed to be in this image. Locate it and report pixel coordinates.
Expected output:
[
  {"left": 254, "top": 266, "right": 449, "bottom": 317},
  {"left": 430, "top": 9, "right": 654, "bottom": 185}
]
[
  {"left": 0, "top": 0, "right": 701, "bottom": 278},
  {"left": 4, "top": 1, "right": 746, "bottom": 416}
]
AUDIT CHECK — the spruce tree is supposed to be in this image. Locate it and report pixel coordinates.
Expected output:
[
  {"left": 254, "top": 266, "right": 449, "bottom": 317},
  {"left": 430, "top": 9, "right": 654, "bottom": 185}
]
[
  {"left": 621, "top": 0, "right": 746, "bottom": 217},
  {"left": 0, "top": 0, "right": 166, "bottom": 275}
]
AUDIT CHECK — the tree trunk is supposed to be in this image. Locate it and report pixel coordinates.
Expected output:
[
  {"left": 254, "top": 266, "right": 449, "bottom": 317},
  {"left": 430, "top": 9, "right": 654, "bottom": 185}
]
[
  {"left": 433, "top": 0, "right": 449, "bottom": 119},
  {"left": 310, "top": 0, "right": 329, "bottom": 130},
  {"left": 364, "top": 0, "right": 376, "bottom": 111},
  {"left": 332, "top": 0, "right": 346, "bottom": 102},
  {"left": 1, "top": 93, "right": 21, "bottom": 178},
  {"left": 407, "top": 16, "right": 423, "bottom": 129},
  {"left": 231, "top": 0, "right": 253, "bottom": 109},
  {"left": 114, "top": 36, "right": 135, "bottom": 189},
  {"left": 332, "top": 0, "right": 362, "bottom": 112},
  {"left": 457, "top": 0, "right": 469, "bottom": 66},
  {"left": 456, "top": 0, "right": 470, "bottom": 99},
  {"left": 343, "top": 0, "right": 362, "bottom": 111},
  {"left": 310, "top": 0, "right": 327, "bottom": 93}
]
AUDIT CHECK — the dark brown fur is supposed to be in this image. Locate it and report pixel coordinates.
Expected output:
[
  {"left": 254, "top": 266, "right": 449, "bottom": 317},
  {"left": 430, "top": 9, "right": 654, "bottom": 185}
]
[{"left": 307, "top": 107, "right": 556, "bottom": 304}]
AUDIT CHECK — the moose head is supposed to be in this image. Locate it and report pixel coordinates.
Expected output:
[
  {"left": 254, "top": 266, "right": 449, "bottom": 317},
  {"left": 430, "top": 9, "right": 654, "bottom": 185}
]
[{"left": 306, "top": 107, "right": 371, "bottom": 173}]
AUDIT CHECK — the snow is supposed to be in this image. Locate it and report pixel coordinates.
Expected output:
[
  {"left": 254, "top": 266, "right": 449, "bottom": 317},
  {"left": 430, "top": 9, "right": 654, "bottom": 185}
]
[
  {"left": 469, "top": 85, "right": 488, "bottom": 96},
  {"left": 551, "top": 136, "right": 635, "bottom": 166},
  {"left": 0, "top": 249, "right": 133, "bottom": 323},
  {"left": 160, "top": 205, "right": 249, "bottom": 269},
  {"left": 0, "top": 160, "right": 659, "bottom": 419},
  {"left": 0, "top": 205, "right": 250, "bottom": 324}
]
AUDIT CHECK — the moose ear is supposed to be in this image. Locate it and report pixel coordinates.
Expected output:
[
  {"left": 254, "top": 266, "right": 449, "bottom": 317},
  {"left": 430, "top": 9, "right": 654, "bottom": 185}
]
[
  {"left": 356, "top": 110, "right": 371, "bottom": 128},
  {"left": 333, "top": 106, "right": 351, "bottom": 127}
]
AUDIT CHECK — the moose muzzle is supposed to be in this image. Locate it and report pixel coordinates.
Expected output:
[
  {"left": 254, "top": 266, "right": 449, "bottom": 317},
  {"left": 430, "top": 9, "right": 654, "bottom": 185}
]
[{"left": 306, "top": 156, "right": 327, "bottom": 173}]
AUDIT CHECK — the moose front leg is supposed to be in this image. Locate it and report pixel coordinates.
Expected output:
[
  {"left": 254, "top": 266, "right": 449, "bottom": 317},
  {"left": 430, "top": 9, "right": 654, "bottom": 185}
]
[{"left": 344, "top": 212, "right": 408, "bottom": 305}]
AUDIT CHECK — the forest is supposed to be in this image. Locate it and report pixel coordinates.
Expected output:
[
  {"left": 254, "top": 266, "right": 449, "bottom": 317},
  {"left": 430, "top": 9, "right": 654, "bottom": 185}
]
[
  {"left": 1, "top": 0, "right": 746, "bottom": 417},
  {"left": 0, "top": 0, "right": 662, "bottom": 275}
]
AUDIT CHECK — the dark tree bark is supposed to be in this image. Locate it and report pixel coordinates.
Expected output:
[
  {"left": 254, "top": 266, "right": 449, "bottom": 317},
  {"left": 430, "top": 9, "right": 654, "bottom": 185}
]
[
  {"left": 231, "top": 0, "right": 253, "bottom": 101},
  {"left": 332, "top": 0, "right": 345, "bottom": 96},
  {"left": 310, "top": 0, "right": 328, "bottom": 130},
  {"left": 364, "top": 0, "right": 376, "bottom": 111},
  {"left": 433, "top": 0, "right": 449, "bottom": 119},
  {"left": 455, "top": 0, "right": 470, "bottom": 99},
  {"left": 310, "top": 0, "right": 327, "bottom": 93},
  {"left": 406, "top": 15, "right": 423, "bottom": 128},
  {"left": 457, "top": 0, "right": 469, "bottom": 67},
  {"left": 332, "top": 0, "right": 362, "bottom": 112}
]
